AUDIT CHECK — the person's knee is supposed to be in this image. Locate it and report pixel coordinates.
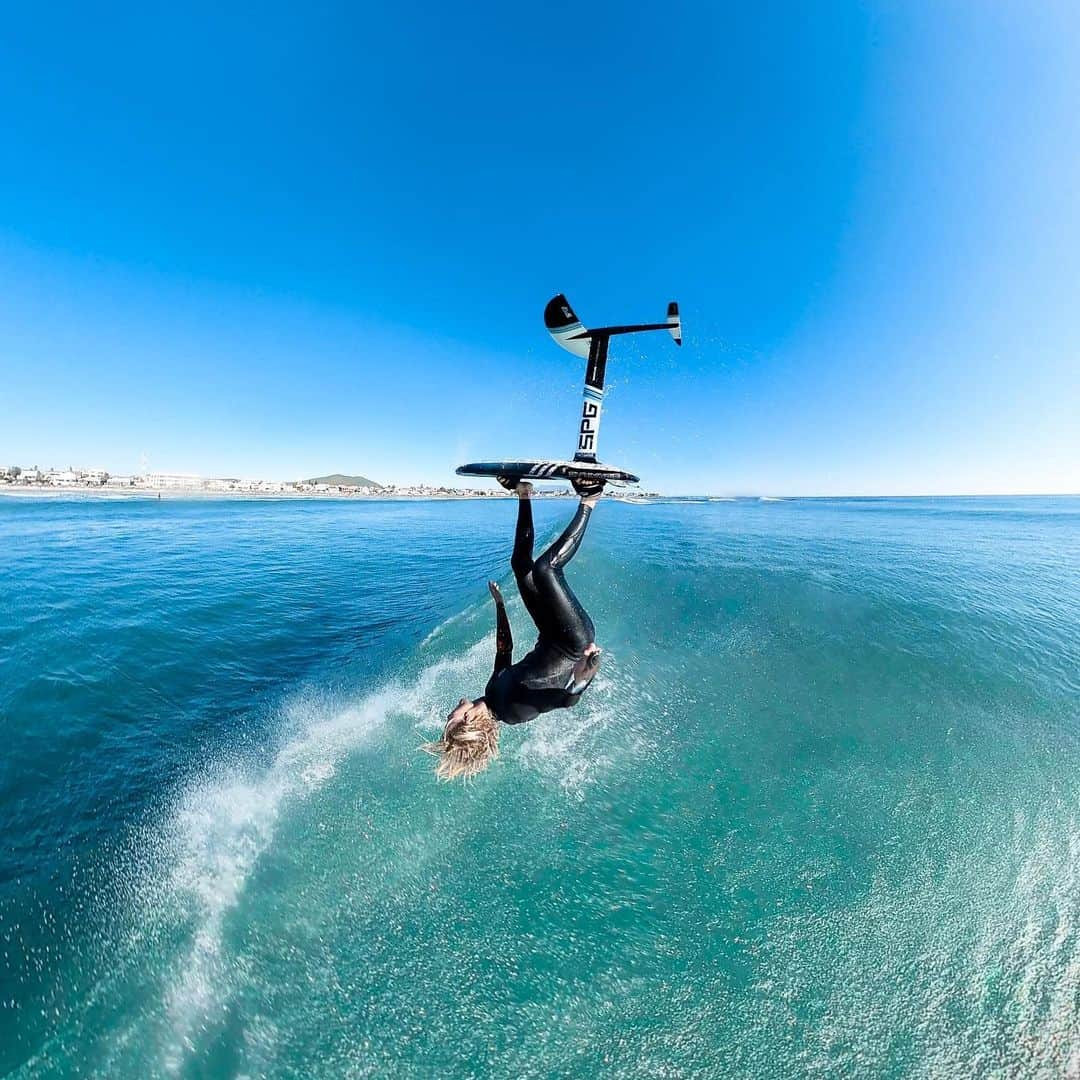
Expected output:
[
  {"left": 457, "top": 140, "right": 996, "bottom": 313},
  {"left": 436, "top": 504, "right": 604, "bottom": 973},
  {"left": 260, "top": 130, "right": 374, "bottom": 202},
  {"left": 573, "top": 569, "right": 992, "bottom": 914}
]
[{"left": 533, "top": 552, "right": 557, "bottom": 577}]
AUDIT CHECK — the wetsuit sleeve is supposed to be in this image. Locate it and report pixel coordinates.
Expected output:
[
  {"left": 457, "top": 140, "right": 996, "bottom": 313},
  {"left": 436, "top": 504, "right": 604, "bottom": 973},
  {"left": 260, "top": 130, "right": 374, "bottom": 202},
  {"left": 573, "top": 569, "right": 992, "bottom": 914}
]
[{"left": 492, "top": 594, "right": 513, "bottom": 675}]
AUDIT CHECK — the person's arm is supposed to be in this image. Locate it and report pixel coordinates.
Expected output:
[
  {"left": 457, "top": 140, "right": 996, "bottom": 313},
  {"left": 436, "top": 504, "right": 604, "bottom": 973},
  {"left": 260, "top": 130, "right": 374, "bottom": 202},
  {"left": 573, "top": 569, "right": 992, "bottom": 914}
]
[{"left": 489, "top": 581, "right": 513, "bottom": 674}]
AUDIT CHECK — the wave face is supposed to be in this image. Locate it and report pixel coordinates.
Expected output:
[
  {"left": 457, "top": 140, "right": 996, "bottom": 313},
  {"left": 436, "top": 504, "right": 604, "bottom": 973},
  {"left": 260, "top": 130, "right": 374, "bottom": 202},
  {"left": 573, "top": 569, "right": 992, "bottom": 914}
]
[{"left": 2, "top": 495, "right": 1079, "bottom": 1077}]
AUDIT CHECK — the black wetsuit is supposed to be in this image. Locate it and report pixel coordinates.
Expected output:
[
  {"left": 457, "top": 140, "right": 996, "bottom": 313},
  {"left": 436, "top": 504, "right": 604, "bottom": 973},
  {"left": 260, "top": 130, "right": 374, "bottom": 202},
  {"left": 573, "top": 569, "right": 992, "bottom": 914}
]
[{"left": 483, "top": 497, "right": 597, "bottom": 725}]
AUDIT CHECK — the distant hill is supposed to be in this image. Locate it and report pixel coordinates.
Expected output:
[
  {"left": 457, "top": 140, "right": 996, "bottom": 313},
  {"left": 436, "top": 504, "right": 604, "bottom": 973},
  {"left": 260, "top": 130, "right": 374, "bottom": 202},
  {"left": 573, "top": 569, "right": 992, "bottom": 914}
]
[{"left": 305, "top": 473, "right": 383, "bottom": 488}]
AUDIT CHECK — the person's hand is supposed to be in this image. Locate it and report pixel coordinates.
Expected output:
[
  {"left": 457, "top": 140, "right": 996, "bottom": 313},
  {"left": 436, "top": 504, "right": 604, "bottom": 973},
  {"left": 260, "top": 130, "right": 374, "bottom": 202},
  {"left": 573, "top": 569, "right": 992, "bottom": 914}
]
[
  {"left": 488, "top": 580, "right": 504, "bottom": 604},
  {"left": 584, "top": 644, "right": 602, "bottom": 671}
]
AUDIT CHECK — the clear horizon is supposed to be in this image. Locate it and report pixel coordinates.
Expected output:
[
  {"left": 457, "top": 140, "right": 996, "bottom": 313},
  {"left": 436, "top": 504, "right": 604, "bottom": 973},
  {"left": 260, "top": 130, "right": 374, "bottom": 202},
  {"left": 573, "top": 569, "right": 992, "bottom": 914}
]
[{"left": 2, "top": 4, "right": 1078, "bottom": 496}]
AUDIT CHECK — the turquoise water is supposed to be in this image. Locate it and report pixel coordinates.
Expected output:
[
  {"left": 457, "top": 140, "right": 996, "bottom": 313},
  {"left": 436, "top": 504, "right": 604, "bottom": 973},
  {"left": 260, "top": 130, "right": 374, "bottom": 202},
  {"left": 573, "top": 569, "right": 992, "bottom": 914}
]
[{"left": 1, "top": 495, "right": 1078, "bottom": 1078}]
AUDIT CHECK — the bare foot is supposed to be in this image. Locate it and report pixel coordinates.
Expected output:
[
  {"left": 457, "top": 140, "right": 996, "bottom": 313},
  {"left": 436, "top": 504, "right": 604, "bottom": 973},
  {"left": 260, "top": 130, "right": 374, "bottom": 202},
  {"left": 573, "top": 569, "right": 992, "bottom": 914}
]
[
  {"left": 497, "top": 476, "right": 533, "bottom": 498},
  {"left": 571, "top": 476, "right": 605, "bottom": 504}
]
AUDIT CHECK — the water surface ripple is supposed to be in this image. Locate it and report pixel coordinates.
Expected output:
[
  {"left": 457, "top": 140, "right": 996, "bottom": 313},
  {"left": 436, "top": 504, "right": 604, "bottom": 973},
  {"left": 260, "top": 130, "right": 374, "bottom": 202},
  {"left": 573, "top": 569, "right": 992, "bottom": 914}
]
[{"left": 1, "top": 496, "right": 1077, "bottom": 1077}]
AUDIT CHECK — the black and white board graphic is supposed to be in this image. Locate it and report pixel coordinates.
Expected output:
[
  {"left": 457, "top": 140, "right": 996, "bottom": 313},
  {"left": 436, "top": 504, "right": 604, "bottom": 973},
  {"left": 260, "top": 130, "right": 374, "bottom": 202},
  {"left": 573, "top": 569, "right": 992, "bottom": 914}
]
[{"left": 455, "top": 460, "right": 640, "bottom": 484}]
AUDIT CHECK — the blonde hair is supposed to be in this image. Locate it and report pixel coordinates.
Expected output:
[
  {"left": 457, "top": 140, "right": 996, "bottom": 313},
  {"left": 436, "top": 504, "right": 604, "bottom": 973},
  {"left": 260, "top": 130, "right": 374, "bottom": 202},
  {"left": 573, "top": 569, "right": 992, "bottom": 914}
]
[{"left": 421, "top": 705, "right": 500, "bottom": 781}]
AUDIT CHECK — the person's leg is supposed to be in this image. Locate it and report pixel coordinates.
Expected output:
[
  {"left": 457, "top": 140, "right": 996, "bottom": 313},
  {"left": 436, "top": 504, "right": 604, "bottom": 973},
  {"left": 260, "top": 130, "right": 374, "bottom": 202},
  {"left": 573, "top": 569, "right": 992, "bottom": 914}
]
[
  {"left": 530, "top": 499, "right": 597, "bottom": 656},
  {"left": 532, "top": 567, "right": 595, "bottom": 656},
  {"left": 507, "top": 484, "right": 548, "bottom": 627},
  {"left": 537, "top": 499, "right": 593, "bottom": 572},
  {"left": 510, "top": 487, "right": 535, "bottom": 580}
]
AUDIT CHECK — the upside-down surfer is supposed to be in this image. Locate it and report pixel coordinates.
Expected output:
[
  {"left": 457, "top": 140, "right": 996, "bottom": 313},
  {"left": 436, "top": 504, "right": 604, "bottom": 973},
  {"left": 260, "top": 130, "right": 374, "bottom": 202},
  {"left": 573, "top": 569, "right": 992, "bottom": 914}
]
[
  {"left": 428, "top": 292, "right": 680, "bottom": 779},
  {"left": 424, "top": 475, "right": 604, "bottom": 779}
]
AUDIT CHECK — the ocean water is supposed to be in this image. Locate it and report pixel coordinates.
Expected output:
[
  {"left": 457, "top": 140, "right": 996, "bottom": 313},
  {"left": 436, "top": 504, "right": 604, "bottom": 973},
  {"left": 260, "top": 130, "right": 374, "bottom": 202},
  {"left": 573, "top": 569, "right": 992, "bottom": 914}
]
[{"left": 1, "top": 495, "right": 1078, "bottom": 1078}]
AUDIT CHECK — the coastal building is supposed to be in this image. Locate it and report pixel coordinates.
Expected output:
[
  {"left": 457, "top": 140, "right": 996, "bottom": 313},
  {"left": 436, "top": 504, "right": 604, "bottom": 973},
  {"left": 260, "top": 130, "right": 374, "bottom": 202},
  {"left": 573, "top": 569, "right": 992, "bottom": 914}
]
[
  {"left": 139, "top": 473, "right": 204, "bottom": 489},
  {"left": 45, "top": 469, "right": 80, "bottom": 486}
]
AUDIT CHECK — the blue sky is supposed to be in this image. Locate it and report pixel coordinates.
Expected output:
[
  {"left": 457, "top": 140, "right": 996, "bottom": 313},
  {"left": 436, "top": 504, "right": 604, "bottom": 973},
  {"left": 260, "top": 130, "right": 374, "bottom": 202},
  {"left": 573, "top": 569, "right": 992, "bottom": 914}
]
[{"left": 1, "top": 1, "right": 1077, "bottom": 494}]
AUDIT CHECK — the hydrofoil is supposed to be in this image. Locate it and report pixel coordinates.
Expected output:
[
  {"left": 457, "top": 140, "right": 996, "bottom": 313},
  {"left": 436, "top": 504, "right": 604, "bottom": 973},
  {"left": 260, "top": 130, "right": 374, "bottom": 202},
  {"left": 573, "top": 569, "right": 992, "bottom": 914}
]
[{"left": 457, "top": 293, "right": 681, "bottom": 487}]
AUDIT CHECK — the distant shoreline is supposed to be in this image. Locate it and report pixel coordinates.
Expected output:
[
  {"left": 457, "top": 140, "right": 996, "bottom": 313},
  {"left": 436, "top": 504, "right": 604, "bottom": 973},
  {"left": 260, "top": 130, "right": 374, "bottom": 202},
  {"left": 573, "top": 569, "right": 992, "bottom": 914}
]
[
  {"left": 0, "top": 486, "right": 502, "bottom": 501},
  {"left": 0, "top": 484, "right": 575, "bottom": 501},
  {"left": 2, "top": 485, "right": 1071, "bottom": 502}
]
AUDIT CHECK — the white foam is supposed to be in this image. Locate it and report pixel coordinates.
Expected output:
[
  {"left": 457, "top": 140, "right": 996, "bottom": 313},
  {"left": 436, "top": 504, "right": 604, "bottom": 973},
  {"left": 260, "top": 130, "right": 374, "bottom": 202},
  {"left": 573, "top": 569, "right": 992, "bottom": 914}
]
[
  {"left": 155, "top": 642, "right": 489, "bottom": 1073},
  {"left": 514, "top": 664, "right": 653, "bottom": 799}
]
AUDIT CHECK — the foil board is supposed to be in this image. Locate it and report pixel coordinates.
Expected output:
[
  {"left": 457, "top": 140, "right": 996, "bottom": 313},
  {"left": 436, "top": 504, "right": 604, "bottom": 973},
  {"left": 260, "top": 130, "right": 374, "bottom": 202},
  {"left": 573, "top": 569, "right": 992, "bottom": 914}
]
[{"left": 456, "top": 460, "right": 639, "bottom": 484}]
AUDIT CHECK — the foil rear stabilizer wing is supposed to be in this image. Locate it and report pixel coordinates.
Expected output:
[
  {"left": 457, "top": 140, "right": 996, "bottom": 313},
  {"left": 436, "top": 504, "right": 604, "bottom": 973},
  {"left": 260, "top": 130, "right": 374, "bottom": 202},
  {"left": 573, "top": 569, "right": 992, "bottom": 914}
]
[{"left": 544, "top": 294, "right": 682, "bottom": 356}]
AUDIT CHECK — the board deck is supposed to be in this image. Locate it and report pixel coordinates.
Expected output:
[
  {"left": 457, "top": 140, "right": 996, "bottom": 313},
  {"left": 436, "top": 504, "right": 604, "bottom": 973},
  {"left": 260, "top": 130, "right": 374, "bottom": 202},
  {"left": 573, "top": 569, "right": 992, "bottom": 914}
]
[{"left": 455, "top": 460, "right": 639, "bottom": 484}]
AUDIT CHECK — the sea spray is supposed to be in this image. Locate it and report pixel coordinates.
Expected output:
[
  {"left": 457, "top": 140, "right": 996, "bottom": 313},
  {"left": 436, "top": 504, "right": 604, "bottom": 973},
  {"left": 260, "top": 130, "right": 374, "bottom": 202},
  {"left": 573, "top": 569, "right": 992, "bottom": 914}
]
[{"left": 154, "top": 644, "right": 492, "bottom": 1073}]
